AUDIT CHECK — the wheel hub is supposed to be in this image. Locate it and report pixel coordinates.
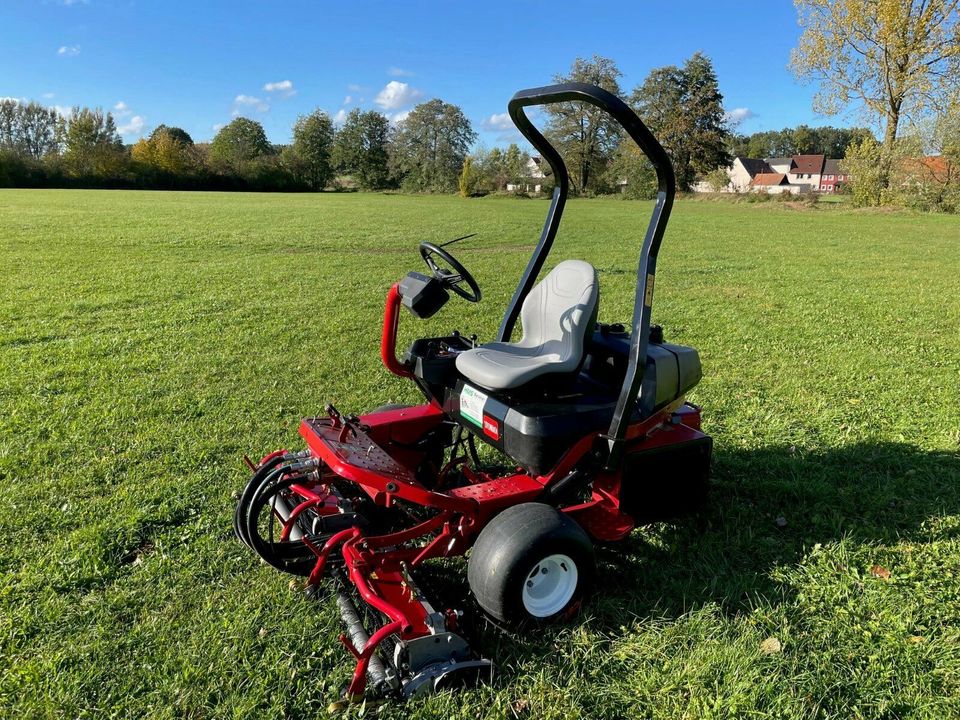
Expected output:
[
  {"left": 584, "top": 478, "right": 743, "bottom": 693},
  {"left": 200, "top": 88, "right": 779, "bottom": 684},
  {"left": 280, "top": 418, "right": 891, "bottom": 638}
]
[{"left": 521, "top": 553, "right": 578, "bottom": 617}]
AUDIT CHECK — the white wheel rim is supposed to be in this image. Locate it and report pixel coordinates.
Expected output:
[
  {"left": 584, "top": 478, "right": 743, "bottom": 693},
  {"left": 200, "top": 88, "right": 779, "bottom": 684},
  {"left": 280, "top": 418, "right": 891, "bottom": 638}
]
[{"left": 521, "top": 553, "right": 578, "bottom": 618}]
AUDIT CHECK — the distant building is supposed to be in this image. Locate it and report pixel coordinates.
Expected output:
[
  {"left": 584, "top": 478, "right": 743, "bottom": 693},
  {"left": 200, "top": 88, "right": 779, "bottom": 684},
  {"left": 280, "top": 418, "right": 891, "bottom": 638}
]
[
  {"left": 788, "top": 154, "right": 825, "bottom": 190},
  {"left": 818, "top": 158, "right": 850, "bottom": 193},
  {"left": 693, "top": 152, "right": 847, "bottom": 195},
  {"left": 506, "top": 155, "right": 546, "bottom": 194},
  {"left": 728, "top": 157, "right": 773, "bottom": 192},
  {"left": 900, "top": 155, "right": 956, "bottom": 188},
  {"left": 766, "top": 157, "right": 792, "bottom": 175},
  {"left": 750, "top": 172, "right": 806, "bottom": 195}
]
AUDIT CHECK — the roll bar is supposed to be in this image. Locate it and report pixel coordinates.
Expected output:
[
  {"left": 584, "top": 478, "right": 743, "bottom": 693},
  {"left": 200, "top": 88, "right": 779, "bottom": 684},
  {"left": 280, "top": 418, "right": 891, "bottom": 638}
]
[{"left": 498, "top": 82, "right": 676, "bottom": 470}]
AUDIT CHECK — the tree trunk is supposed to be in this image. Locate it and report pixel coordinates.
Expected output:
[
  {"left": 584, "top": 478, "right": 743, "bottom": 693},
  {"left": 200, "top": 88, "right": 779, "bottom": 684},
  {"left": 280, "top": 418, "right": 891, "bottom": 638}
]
[
  {"left": 880, "top": 101, "right": 902, "bottom": 191},
  {"left": 883, "top": 107, "right": 900, "bottom": 152}
]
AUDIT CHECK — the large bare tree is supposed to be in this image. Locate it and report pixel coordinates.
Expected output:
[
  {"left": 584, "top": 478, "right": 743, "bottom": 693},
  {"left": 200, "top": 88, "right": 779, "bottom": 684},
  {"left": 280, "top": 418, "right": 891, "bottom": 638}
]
[{"left": 791, "top": 0, "right": 960, "bottom": 151}]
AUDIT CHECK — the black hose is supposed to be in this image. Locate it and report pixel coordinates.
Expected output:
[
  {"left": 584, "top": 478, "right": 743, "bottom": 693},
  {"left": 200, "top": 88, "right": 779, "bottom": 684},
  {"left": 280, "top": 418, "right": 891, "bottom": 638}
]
[
  {"left": 234, "top": 456, "right": 287, "bottom": 547},
  {"left": 244, "top": 476, "right": 318, "bottom": 576}
]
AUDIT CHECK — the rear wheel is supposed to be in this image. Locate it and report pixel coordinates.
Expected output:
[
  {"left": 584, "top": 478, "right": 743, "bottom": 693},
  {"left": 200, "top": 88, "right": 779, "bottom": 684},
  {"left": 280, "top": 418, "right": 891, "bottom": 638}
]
[{"left": 467, "top": 503, "right": 594, "bottom": 627}]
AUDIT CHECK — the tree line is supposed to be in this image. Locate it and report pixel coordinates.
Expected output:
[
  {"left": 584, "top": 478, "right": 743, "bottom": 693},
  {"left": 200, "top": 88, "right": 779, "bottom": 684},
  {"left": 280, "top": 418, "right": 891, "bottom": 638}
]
[
  {"left": 7, "top": 0, "right": 956, "bottom": 211},
  {"left": 0, "top": 51, "right": 887, "bottom": 201},
  {"left": 728, "top": 126, "right": 874, "bottom": 160},
  {"left": 0, "top": 98, "right": 479, "bottom": 192}
]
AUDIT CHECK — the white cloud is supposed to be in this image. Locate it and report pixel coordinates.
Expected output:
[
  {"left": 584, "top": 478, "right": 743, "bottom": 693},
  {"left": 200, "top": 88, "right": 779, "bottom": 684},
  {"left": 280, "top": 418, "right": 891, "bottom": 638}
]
[
  {"left": 42, "top": 92, "right": 55, "bottom": 100},
  {"left": 388, "top": 66, "right": 415, "bottom": 77},
  {"left": 333, "top": 108, "right": 348, "bottom": 125},
  {"left": 482, "top": 112, "right": 513, "bottom": 132},
  {"left": 375, "top": 81, "right": 422, "bottom": 111},
  {"left": 343, "top": 95, "right": 353, "bottom": 105},
  {"left": 347, "top": 83, "right": 367, "bottom": 93},
  {"left": 113, "top": 100, "right": 130, "bottom": 116},
  {"left": 389, "top": 109, "right": 411, "bottom": 125},
  {"left": 212, "top": 123, "right": 225, "bottom": 132},
  {"left": 233, "top": 94, "right": 269, "bottom": 115},
  {"left": 57, "top": 45, "right": 80, "bottom": 57},
  {"left": 54, "top": 105, "right": 73, "bottom": 118},
  {"left": 118, "top": 115, "right": 145, "bottom": 137},
  {"left": 724, "top": 107, "right": 756, "bottom": 124},
  {"left": 263, "top": 79, "right": 295, "bottom": 98}
]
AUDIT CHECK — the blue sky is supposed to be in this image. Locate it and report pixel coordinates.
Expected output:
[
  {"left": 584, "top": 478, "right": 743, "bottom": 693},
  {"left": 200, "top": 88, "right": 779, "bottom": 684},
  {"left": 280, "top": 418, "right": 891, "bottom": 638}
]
[{"left": 1, "top": 1, "right": 851, "bottom": 147}]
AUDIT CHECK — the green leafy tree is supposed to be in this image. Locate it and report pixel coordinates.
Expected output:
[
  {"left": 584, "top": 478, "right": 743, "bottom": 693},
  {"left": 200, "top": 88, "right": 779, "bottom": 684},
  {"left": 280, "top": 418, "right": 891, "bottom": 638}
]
[
  {"left": 631, "top": 52, "right": 730, "bottom": 190},
  {"left": 210, "top": 117, "right": 272, "bottom": 168},
  {"left": 791, "top": 0, "right": 960, "bottom": 167},
  {"left": 483, "top": 147, "right": 507, "bottom": 191},
  {"left": 544, "top": 55, "right": 623, "bottom": 193},
  {"left": 705, "top": 167, "right": 732, "bottom": 192},
  {"left": 605, "top": 140, "right": 657, "bottom": 199},
  {"left": 0, "top": 101, "right": 61, "bottom": 159},
  {"left": 131, "top": 128, "right": 197, "bottom": 178},
  {"left": 150, "top": 125, "right": 193, "bottom": 146},
  {"left": 842, "top": 135, "right": 886, "bottom": 206},
  {"left": 290, "top": 110, "right": 335, "bottom": 190},
  {"left": 0, "top": 99, "right": 15, "bottom": 150},
  {"left": 62, "top": 107, "right": 126, "bottom": 178},
  {"left": 458, "top": 156, "right": 482, "bottom": 197},
  {"left": 502, "top": 143, "right": 530, "bottom": 187},
  {"left": 389, "top": 99, "right": 477, "bottom": 193},
  {"left": 331, "top": 109, "right": 391, "bottom": 190}
]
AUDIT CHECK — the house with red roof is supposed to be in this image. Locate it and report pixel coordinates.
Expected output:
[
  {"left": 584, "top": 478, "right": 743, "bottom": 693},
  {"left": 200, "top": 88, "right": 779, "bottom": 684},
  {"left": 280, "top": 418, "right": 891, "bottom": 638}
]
[
  {"left": 750, "top": 172, "right": 803, "bottom": 194},
  {"left": 787, "top": 154, "right": 825, "bottom": 190}
]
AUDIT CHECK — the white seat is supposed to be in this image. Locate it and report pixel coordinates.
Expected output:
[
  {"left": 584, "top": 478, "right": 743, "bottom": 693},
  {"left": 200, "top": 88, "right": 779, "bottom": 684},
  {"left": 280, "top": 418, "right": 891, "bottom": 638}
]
[{"left": 455, "top": 260, "right": 599, "bottom": 391}]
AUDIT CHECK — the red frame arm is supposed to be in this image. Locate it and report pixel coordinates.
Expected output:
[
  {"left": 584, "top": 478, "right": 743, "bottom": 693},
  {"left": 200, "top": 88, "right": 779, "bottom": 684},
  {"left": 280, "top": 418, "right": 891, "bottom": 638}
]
[{"left": 381, "top": 283, "right": 413, "bottom": 378}]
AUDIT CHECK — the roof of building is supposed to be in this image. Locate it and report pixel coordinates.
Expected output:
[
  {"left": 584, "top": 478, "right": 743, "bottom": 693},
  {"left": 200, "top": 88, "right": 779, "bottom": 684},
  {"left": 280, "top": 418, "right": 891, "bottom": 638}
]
[
  {"left": 790, "top": 154, "right": 825, "bottom": 174},
  {"left": 765, "top": 157, "right": 792, "bottom": 167},
  {"left": 736, "top": 156, "right": 774, "bottom": 177},
  {"left": 902, "top": 155, "right": 952, "bottom": 181},
  {"left": 751, "top": 172, "right": 790, "bottom": 186},
  {"left": 822, "top": 158, "right": 843, "bottom": 175}
]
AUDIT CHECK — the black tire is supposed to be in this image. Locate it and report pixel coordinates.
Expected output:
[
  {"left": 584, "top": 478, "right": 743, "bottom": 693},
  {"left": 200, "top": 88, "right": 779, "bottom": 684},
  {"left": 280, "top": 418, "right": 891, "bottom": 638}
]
[{"left": 467, "top": 503, "right": 595, "bottom": 627}]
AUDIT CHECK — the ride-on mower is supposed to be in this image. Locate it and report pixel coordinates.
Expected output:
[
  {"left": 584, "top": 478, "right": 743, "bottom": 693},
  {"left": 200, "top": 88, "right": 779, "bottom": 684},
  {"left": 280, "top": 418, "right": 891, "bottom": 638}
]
[{"left": 234, "top": 83, "right": 711, "bottom": 701}]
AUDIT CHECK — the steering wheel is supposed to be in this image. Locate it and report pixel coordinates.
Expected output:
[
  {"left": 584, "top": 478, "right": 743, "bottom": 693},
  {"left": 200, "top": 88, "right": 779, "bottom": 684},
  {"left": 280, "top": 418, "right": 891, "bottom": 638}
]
[{"left": 419, "top": 242, "right": 482, "bottom": 303}]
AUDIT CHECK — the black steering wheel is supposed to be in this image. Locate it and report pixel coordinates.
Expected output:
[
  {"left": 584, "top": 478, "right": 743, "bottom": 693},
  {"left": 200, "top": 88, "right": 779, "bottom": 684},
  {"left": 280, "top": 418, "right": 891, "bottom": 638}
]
[{"left": 419, "top": 242, "right": 482, "bottom": 303}]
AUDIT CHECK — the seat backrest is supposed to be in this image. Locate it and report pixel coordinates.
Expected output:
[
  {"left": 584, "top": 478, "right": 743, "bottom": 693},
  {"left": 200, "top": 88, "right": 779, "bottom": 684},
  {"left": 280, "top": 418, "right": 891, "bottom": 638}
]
[{"left": 517, "top": 260, "right": 599, "bottom": 360}]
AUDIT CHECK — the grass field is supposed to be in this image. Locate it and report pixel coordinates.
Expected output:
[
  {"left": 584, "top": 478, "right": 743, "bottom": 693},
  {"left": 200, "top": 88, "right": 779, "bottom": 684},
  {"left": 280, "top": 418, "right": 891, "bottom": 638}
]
[{"left": 1, "top": 189, "right": 959, "bottom": 719}]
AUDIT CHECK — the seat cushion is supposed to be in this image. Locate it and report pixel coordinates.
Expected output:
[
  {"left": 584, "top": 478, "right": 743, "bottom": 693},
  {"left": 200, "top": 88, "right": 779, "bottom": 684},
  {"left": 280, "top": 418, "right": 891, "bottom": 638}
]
[{"left": 456, "top": 260, "right": 598, "bottom": 391}]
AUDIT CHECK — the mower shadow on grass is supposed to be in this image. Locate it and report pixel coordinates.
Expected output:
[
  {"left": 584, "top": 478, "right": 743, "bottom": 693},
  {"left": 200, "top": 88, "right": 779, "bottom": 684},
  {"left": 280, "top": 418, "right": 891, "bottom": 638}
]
[
  {"left": 416, "top": 441, "right": 960, "bottom": 686},
  {"left": 585, "top": 440, "right": 960, "bottom": 625}
]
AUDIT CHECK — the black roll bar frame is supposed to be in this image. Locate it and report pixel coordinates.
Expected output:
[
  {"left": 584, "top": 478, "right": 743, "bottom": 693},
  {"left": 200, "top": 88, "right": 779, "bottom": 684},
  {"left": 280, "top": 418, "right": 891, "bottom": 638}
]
[{"left": 498, "top": 82, "right": 677, "bottom": 470}]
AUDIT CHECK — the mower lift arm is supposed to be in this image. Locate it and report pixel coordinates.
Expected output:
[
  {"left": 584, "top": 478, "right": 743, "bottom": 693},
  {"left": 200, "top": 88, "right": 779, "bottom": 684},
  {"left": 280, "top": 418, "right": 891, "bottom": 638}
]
[{"left": 501, "top": 82, "right": 677, "bottom": 470}]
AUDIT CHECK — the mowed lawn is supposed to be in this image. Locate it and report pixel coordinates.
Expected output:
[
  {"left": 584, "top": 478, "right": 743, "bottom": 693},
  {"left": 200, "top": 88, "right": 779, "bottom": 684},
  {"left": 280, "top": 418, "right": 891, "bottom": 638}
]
[{"left": 1, "top": 189, "right": 959, "bottom": 719}]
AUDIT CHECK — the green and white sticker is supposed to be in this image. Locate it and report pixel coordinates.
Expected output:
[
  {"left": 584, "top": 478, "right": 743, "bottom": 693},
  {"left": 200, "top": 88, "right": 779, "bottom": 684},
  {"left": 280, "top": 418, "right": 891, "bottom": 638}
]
[{"left": 459, "top": 384, "right": 488, "bottom": 426}]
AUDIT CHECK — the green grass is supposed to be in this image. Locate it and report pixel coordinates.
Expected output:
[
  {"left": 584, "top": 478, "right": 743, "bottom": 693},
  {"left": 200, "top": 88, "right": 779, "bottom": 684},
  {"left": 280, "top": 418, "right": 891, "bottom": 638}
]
[{"left": 1, "top": 189, "right": 959, "bottom": 719}]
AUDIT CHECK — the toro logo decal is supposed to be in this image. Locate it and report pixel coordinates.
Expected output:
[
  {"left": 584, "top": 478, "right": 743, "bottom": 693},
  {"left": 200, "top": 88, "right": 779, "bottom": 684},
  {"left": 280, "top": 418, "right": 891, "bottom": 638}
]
[{"left": 482, "top": 414, "right": 500, "bottom": 440}]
